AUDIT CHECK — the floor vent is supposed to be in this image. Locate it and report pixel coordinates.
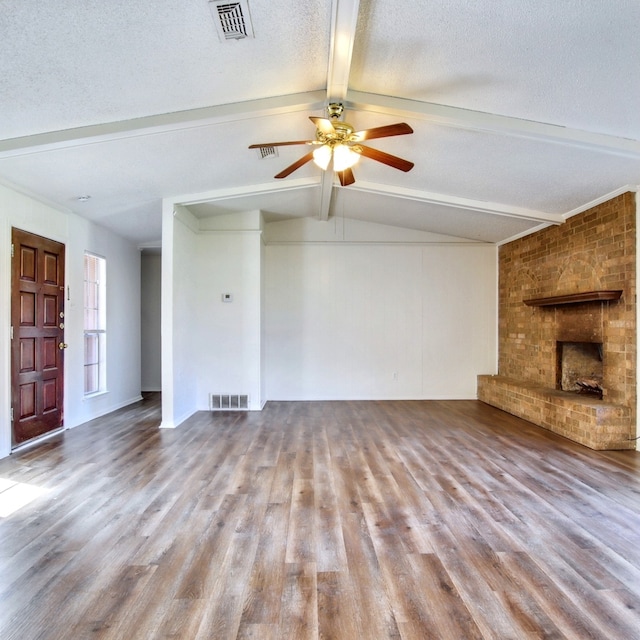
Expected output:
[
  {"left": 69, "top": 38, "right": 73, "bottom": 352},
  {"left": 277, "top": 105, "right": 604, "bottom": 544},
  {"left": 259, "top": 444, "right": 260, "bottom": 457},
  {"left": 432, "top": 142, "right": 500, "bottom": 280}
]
[
  {"left": 210, "top": 394, "right": 250, "bottom": 410},
  {"left": 209, "top": 1, "right": 255, "bottom": 41}
]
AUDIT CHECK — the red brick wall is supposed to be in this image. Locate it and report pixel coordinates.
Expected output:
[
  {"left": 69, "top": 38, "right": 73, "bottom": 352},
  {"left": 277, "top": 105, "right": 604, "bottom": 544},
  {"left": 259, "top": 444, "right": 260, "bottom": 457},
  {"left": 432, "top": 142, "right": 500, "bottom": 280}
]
[{"left": 498, "top": 192, "right": 636, "bottom": 409}]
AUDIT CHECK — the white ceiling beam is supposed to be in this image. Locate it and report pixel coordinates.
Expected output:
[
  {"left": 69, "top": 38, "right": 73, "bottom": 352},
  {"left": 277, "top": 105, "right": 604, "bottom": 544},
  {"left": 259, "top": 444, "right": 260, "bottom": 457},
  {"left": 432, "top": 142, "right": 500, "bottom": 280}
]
[
  {"left": 327, "top": 0, "right": 360, "bottom": 101},
  {"left": 347, "top": 91, "right": 640, "bottom": 159},
  {"left": 318, "top": 0, "right": 361, "bottom": 220},
  {"left": 0, "top": 92, "right": 326, "bottom": 157},
  {"left": 318, "top": 171, "right": 335, "bottom": 221},
  {"left": 4, "top": 85, "right": 638, "bottom": 165},
  {"left": 169, "top": 177, "right": 319, "bottom": 206},
  {"left": 170, "top": 178, "right": 564, "bottom": 226},
  {"left": 349, "top": 181, "right": 565, "bottom": 225}
]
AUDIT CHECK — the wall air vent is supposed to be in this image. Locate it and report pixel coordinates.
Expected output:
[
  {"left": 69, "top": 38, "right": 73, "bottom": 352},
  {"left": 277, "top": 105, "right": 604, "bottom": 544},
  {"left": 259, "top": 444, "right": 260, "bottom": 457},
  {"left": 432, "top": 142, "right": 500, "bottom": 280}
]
[
  {"left": 209, "top": 1, "right": 255, "bottom": 41},
  {"left": 210, "top": 394, "right": 250, "bottom": 411}
]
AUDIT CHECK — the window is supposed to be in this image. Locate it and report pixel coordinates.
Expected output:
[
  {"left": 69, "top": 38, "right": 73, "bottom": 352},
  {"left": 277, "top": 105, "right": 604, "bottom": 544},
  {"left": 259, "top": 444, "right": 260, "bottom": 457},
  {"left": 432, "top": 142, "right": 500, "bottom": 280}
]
[{"left": 84, "top": 253, "right": 107, "bottom": 395}]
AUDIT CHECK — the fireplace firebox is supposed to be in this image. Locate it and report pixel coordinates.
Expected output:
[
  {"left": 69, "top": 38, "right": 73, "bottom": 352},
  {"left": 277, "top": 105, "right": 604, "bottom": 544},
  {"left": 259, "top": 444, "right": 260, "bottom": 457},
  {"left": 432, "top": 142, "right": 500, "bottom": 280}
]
[{"left": 556, "top": 341, "right": 604, "bottom": 399}]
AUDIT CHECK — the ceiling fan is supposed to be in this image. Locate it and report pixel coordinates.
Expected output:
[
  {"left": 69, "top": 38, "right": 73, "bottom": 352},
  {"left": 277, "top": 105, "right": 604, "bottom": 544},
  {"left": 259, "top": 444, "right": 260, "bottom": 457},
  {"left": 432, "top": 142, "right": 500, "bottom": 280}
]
[{"left": 249, "top": 103, "right": 414, "bottom": 187}]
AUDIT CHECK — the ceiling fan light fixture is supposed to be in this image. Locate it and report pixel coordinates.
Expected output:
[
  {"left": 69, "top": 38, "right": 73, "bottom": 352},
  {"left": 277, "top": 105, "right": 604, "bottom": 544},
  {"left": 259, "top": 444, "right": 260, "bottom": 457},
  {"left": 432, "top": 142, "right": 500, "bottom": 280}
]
[
  {"left": 312, "top": 145, "right": 332, "bottom": 170},
  {"left": 333, "top": 144, "right": 360, "bottom": 172},
  {"left": 249, "top": 107, "right": 413, "bottom": 184}
]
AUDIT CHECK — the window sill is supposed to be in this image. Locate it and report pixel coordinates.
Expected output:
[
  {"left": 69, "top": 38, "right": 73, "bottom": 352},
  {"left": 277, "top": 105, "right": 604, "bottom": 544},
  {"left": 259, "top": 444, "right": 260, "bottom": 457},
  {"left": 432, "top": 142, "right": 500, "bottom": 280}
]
[{"left": 83, "top": 390, "right": 109, "bottom": 400}]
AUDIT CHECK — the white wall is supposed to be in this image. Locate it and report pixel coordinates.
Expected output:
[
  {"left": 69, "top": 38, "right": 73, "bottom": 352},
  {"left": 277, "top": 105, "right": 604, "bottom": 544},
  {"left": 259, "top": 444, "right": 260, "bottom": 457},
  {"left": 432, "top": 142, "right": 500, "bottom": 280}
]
[
  {"left": 65, "top": 214, "right": 142, "bottom": 427},
  {"left": 162, "top": 208, "right": 264, "bottom": 424},
  {"left": 141, "top": 252, "right": 162, "bottom": 391},
  {"left": 0, "top": 184, "right": 142, "bottom": 458},
  {"left": 162, "top": 205, "right": 199, "bottom": 428},
  {"left": 162, "top": 209, "right": 497, "bottom": 427},
  {"left": 194, "top": 230, "right": 263, "bottom": 410},
  {"left": 265, "top": 220, "right": 497, "bottom": 400}
]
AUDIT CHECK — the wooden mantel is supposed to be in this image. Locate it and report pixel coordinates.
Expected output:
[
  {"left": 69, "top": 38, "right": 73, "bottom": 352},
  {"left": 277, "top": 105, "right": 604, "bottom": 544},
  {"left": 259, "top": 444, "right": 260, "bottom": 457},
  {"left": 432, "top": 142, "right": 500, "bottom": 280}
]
[{"left": 524, "top": 290, "right": 623, "bottom": 307}]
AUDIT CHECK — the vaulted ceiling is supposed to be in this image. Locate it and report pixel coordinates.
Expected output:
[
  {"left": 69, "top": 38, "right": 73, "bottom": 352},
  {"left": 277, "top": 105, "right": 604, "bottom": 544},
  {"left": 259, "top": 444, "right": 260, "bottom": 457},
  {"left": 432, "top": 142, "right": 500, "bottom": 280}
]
[{"left": 1, "top": 0, "right": 639, "bottom": 245}]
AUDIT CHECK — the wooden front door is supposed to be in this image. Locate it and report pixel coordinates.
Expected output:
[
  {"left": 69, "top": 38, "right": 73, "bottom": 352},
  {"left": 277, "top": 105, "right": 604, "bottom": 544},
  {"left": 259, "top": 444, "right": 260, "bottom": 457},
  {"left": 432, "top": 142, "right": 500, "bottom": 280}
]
[{"left": 11, "top": 228, "right": 66, "bottom": 447}]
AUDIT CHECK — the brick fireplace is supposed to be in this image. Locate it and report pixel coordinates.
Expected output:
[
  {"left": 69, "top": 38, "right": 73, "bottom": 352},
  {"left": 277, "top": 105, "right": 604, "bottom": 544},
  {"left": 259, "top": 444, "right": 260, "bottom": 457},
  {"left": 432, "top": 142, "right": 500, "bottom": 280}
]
[{"left": 478, "top": 192, "right": 636, "bottom": 450}]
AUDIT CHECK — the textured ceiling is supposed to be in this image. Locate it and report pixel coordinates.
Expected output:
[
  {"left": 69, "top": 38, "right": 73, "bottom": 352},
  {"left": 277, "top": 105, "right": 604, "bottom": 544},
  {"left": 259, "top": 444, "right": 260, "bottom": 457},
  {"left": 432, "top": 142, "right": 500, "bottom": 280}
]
[{"left": 0, "top": 0, "right": 638, "bottom": 245}]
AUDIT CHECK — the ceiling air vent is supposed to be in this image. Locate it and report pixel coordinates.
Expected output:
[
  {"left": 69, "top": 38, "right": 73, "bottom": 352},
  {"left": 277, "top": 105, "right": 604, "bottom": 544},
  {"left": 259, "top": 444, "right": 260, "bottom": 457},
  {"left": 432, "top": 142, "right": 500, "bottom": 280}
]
[
  {"left": 209, "top": 1, "right": 255, "bottom": 41},
  {"left": 256, "top": 146, "right": 278, "bottom": 159}
]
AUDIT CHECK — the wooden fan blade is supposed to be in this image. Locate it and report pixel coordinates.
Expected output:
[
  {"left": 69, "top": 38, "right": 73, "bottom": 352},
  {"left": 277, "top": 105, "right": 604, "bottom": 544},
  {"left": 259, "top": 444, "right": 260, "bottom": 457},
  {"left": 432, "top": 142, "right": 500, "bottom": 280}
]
[
  {"left": 338, "top": 168, "right": 356, "bottom": 186},
  {"left": 358, "top": 145, "right": 414, "bottom": 172},
  {"left": 248, "top": 140, "right": 312, "bottom": 148},
  {"left": 309, "top": 116, "right": 336, "bottom": 134},
  {"left": 352, "top": 123, "right": 413, "bottom": 142},
  {"left": 274, "top": 151, "right": 315, "bottom": 179}
]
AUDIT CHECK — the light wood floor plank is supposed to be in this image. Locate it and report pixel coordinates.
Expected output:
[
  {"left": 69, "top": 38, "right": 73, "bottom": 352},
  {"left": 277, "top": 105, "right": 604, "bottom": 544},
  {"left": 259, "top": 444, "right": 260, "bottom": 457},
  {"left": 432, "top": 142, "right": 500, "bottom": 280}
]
[
  {"left": 240, "top": 502, "right": 289, "bottom": 625},
  {"left": 1, "top": 395, "right": 640, "bottom": 639}
]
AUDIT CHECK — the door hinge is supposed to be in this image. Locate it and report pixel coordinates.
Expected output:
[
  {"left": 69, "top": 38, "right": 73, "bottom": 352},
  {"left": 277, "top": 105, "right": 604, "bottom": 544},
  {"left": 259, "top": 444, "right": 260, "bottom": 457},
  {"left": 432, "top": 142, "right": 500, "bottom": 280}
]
[
  {"left": 11, "top": 243, "right": 14, "bottom": 258},
  {"left": 10, "top": 407, "right": 13, "bottom": 422},
  {"left": 10, "top": 325, "right": 13, "bottom": 340}
]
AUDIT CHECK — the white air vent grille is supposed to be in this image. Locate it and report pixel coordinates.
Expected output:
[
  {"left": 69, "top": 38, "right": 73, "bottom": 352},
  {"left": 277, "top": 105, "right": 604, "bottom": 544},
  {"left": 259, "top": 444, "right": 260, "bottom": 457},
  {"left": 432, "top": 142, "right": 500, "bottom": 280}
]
[
  {"left": 257, "top": 146, "right": 278, "bottom": 159},
  {"left": 210, "top": 394, "right": 250, "bottom": 410},
  {"left": 209, "top": 1, "right": 255, "bottom": 41}
]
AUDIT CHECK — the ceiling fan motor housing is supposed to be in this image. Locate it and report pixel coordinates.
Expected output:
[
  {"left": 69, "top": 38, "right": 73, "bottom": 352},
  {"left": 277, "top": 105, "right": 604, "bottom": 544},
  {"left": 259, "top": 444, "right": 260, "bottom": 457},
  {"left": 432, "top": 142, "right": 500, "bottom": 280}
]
[
  {"left": 316, "top": 120, "right": 356, "bottom": 147},
  {"left": 327, "top": 102, "right": 345, "bottom": 119}
]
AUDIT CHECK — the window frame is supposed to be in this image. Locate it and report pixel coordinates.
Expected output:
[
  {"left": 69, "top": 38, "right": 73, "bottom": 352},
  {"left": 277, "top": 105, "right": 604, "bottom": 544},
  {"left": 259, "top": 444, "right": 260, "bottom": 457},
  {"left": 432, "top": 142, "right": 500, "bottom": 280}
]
[{"left": 83, "top": 252, "right": 107, "bottom": 396}]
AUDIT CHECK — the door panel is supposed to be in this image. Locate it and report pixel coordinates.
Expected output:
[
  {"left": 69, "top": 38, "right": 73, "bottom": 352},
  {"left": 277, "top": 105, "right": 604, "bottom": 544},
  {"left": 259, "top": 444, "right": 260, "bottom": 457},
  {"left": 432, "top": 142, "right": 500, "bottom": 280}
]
[
  {"left": 43, "top": 338, "right": 57, "bottom": 368},
  {"left": 20, "top": 339, "right": 36, "bottom": 372},
  {"left": 11, "top": 228, "right": 66, "bottom": 447},
  {"left": 44, "top": 295, "right": 58, "bottom": 325},
  {"left": 21, "top": 292, "right": 36, "bottom": 325}
]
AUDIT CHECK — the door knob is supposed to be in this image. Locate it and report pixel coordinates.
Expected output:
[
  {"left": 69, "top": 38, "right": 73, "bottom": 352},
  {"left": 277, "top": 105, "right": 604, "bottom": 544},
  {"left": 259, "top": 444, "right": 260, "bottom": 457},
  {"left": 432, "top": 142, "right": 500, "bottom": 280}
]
[{"left": 58, "top": 342, "right": 68, "bottom": 350}]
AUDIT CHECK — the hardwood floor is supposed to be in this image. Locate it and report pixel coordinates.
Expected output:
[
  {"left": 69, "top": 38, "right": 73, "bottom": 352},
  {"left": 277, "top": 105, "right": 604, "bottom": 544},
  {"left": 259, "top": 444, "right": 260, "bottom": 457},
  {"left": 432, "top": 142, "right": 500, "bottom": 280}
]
[{"left": 1, "top": 395, "right": 640, "bottom": 639}]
